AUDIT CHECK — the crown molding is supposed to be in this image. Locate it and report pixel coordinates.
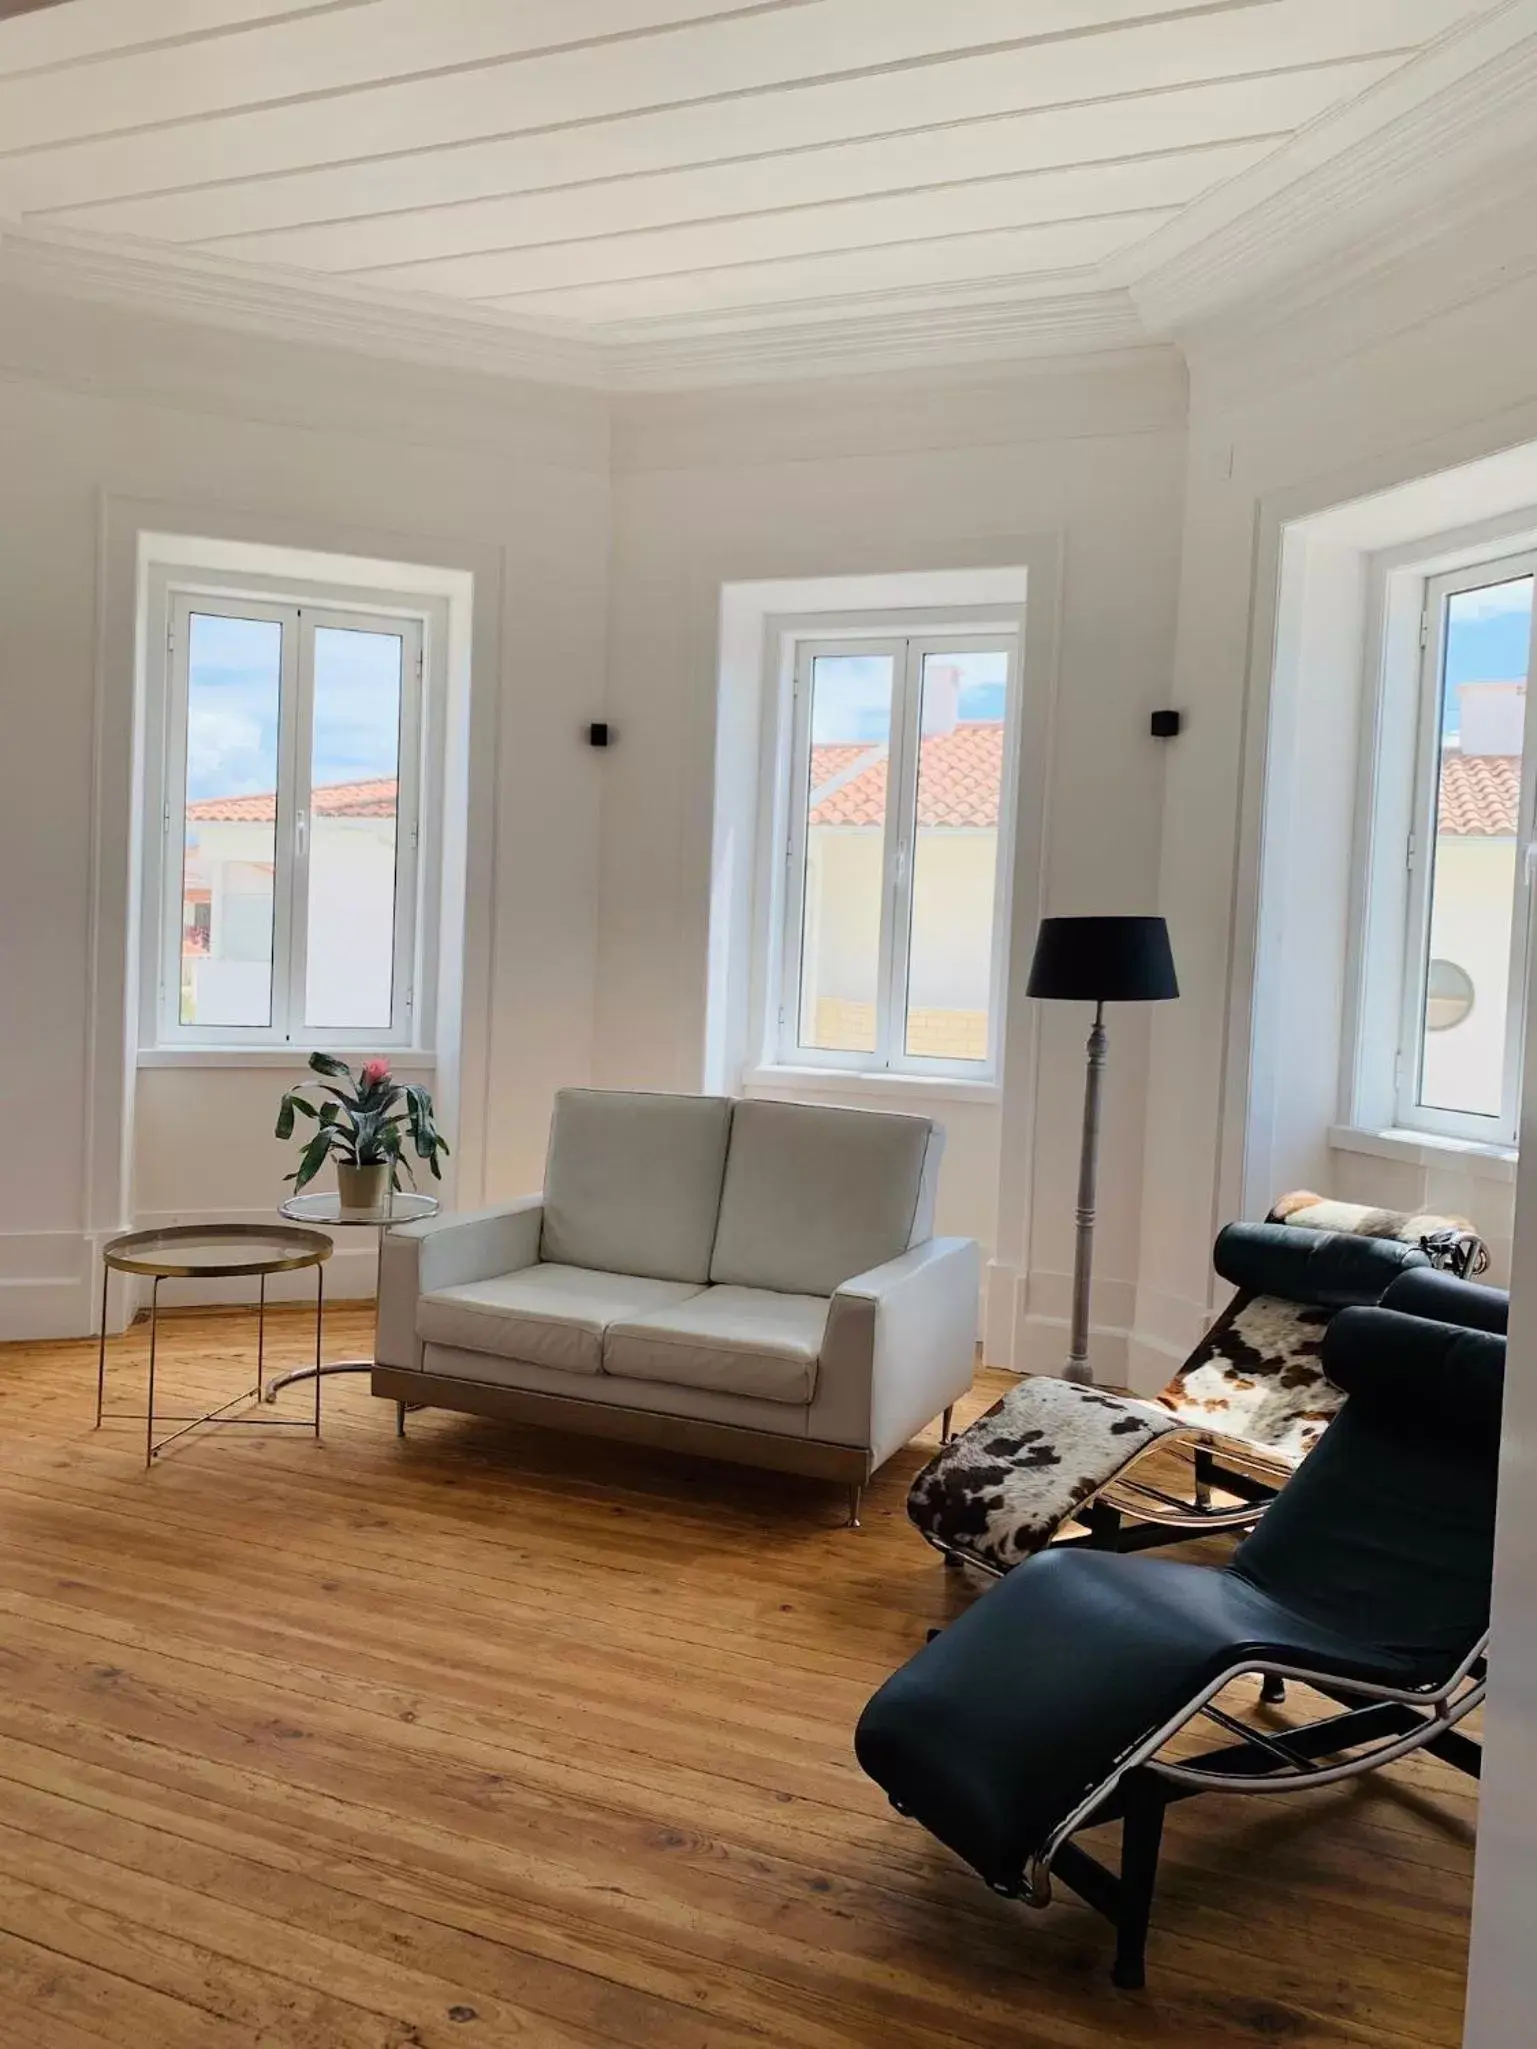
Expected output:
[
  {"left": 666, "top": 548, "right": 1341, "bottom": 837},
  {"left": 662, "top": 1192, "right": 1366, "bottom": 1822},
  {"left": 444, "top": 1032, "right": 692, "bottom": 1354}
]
[
  {"left": 0, "top": 218, "right": 604, "bottom": 387},
  {"left": 1126, "top": 2, "right": 1537, "bottom": 335},
  {"left": 1174, "top": 158, "right": 1537, "bottom": 406},
  {"left": 0, "top": 214, "right": 1158, "bottom": 393},
  {"left": 602, "top": 280, "right": 1151, "bottom": 390}
]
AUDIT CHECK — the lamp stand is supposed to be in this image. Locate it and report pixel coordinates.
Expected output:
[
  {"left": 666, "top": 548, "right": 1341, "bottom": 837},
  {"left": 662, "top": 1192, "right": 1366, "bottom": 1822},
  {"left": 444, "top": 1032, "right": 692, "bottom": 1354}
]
[{"left": 1066, "top": 1000, "right": 1106, "bottom": 1386}]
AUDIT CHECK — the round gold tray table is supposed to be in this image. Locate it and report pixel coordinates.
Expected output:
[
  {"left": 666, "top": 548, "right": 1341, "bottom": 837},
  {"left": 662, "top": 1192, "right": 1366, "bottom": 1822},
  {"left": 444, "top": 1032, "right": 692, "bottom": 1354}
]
[{"left": 96, "top": 1224, "right": 333, "bottom": 1466}]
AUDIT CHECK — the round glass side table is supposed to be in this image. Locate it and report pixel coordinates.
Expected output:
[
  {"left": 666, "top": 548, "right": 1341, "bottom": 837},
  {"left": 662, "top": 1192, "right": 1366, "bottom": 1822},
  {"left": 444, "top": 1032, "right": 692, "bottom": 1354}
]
[
  {"left": 262, "top": 1188, "right": 439, "bottom": 1407},
  {"left": 96, "top": 1223, "right": 332, "bottom": 1467}
]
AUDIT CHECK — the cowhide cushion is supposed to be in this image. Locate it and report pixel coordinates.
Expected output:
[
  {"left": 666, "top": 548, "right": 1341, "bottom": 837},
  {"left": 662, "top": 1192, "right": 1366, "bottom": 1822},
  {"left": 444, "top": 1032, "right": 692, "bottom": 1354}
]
[
  {"left": 1156, "top": 1294, "right": 1337, "bottom": 1464},
  {"left": 906, "top": 1377, "right": 1181, "bottom": 1574},
  {"left": 1269, "top": 1191, "right": 1490, "bottom": 1278},
  {"left": 909, "top": 1191, "right": 1492, "bottom": 1576}
]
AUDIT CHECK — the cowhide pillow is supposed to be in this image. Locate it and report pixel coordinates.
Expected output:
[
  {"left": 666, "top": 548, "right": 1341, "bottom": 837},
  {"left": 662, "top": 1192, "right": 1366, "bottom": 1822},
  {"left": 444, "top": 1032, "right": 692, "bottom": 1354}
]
[
  {"left": 1269, "top": 1190, "right": 1490, "bottom": 1278},
  {"left": 906, "top": 1377, "right": 1181, "bottom": 1574},
  {"left": 1157, "top": 1294, "right": 1338, "bottom": 1464}
]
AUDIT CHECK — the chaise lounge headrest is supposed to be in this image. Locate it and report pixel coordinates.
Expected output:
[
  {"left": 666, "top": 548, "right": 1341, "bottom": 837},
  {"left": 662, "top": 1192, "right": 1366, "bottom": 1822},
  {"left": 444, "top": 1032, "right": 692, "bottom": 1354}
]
[
  {"left": 1382, "top": 1266, "right": 1508, "bottom": 1335},
  {"left": 1213, "top": 1221, "right": 1428, "bottom": 1309},
  {"left": 1323, "top": 1306, "right": 1505, "bottom": 1454}
]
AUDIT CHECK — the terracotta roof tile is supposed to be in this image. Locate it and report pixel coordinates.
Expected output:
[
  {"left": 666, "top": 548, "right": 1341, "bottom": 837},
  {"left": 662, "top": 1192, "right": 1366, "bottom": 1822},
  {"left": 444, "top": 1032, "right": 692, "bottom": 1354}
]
[
  {"left": 809, "top": 723, "right": 1003, "bottom": 828},
  {"left": 1439, "top": 755, "right": 1518, "bottom": 836},
  {"left": 186, "top": 777, "right": 398, "bottom": 823}
]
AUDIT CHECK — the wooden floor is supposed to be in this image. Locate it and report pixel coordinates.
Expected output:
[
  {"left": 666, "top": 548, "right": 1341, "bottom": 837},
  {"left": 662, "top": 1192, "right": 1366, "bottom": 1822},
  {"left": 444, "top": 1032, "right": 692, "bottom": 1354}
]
[{"left": 0, "top": 1306, "right": 1477, "bottom": 2048}]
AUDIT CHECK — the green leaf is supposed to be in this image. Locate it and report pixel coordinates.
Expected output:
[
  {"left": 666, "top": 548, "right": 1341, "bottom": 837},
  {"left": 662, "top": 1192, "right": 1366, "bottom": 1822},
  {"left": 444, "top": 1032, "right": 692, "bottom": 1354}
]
[
  {"left": 274, "top": 1092, "right": 312, "bottom": 1141},
  {"left": 307, "top": 1051, "right": 353, "bottom": 1080},
  {"left": 289, "top": 1125, "right": 339, "bottom": 1192}
]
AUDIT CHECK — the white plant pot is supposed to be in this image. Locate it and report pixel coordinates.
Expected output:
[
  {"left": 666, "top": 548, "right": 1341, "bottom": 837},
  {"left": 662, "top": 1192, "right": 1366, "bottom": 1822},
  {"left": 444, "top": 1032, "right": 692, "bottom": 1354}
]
[{"left": 336, "top": 1162, "right": 391, "bottom": 1218}]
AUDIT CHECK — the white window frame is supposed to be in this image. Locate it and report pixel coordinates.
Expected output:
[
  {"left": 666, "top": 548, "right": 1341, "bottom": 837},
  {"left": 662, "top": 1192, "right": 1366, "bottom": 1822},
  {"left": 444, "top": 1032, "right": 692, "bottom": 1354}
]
[
  {"left": 1393, "top": 549, "right": 1537, "bottom": 1146},
  {"left": 771, "top": 626, "right": 1020, "bottom": 1081},
  {"left": 141, "top": 567, "right": 439, "bottom": 1054}
]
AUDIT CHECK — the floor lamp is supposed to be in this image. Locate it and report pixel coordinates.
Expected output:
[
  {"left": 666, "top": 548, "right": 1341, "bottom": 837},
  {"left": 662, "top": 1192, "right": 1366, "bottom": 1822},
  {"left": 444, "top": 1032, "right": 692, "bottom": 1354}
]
[{"left": 1027, "top": 915, "right": 1179, "bottom": 1385}]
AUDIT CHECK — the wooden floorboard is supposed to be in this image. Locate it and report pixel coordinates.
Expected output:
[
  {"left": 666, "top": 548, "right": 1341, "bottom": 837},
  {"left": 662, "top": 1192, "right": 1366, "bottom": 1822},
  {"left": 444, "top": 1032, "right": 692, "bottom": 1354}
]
[{"left": 0, "top": 1306, "right": 1477, "bottom": 2046}]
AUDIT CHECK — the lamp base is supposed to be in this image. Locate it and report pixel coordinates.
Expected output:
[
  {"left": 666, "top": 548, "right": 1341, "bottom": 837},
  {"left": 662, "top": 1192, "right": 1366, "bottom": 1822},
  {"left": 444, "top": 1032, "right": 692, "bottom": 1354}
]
[{"left": 1062, "top": 1358, "right": 1095, "bottom": 1387}]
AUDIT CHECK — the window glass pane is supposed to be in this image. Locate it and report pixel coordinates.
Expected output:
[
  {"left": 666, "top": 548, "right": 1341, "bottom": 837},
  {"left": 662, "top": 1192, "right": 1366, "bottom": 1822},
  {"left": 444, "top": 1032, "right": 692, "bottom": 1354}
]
[
  {"left": 304, "top": 626, "right": 405, "bottom": 1031},
  {"left": 903, "top": 650, "right": 1008, "bottom": 1062},
  {"left": 1418, "top": 574, "right": 1531, "bottom": 1117},
  {"left": 799, "top": 653, "right": 894, "bottom": 1054},
  {"left": 179, "top": 613, "right": 282, "bottom": 1028}
]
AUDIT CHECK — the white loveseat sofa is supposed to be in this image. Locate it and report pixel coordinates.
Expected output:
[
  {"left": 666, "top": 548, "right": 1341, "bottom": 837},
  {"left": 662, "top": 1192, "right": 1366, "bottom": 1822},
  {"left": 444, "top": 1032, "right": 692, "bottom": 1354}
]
[{"left": 373, "top": 1088, "right": 979, "bottom": 1520}]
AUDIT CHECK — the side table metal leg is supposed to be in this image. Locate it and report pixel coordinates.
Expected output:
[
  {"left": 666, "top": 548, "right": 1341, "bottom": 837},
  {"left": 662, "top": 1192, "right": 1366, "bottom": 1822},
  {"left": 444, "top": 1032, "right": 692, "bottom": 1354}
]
[
  {"left": 314, "top": 1263, "right": 324, "bottom": 1440},
  {"left": 396, "top": 1401, "right": 407, "bottom": 1438},
  {"left": 145, "top": 1277, "right": 160, "bottom": 1469},
  {"left": 95, "top": 1260, "right": 109, "bottom": 1428},
  {"left": 256, "top": 1273, "right": 266, "bottom": 1402}
]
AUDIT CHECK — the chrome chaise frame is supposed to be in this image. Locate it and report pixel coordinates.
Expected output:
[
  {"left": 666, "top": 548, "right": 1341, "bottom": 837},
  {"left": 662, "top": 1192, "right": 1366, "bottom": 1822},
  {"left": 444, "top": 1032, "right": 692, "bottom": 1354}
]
[{"left": 1004, "top": 1633, "right": 1488, "bottom": 1988}]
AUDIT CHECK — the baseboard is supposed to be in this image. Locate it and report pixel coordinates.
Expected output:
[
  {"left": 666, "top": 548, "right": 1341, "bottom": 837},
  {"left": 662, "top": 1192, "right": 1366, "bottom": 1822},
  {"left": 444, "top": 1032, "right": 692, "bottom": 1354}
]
[
  {"left": 0, "top": 1230, "right": 93, "bottom": 1342},
  {"left": 0, "top": 1273, "right": 94, "bottom": 1343},
  {"left": 0, "top": 1213, "right": 378, "bottom": 1344},
  {"left": 982, "top": 1258, "right": 1018, "bottom": 1366},
  {"left": 1013, "top": 1311, "right": 1130, "bottom": 1384}
]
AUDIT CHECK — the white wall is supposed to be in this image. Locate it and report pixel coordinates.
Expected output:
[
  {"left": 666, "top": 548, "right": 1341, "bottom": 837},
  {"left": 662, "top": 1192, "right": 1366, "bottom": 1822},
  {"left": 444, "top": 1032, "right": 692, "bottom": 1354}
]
[
  {"left": 0, "top": 284, "right": 609, "bottom": 1335},
  {"left": 1135, "top": 258, "right": 1537, "bottom": 1388},
  {"left": 601, "top": 353, "right": 1188, "bottom": 1372}
]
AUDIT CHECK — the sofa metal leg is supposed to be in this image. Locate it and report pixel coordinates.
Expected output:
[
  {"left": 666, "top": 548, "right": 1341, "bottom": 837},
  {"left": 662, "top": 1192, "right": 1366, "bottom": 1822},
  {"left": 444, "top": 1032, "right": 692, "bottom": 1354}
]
[
  {"left": 395, "top": 1401, "right": 407, "bottom": 1439},
  {"left": 846, "top": 1484, "right": 863, "bottom": 1530},
  {"left": 1112, "top": 1773, "right": 1166, "bottom": 1990},
  {"left": 1260, "top": 1674, "right": 1287, "bottom": 1706},
  {"left": 941, "top": 1404, "right": 955, "bottom": 1444}
]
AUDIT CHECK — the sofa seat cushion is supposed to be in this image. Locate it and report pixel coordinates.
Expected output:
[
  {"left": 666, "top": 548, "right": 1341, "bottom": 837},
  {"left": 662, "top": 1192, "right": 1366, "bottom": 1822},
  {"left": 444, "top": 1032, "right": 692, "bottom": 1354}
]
[
  {"left": 603, "top": 1285, "right": 829, "bottom": 1405},
  {"left": 417, "top": 1265, "right": 702, "bottom": 1377}
]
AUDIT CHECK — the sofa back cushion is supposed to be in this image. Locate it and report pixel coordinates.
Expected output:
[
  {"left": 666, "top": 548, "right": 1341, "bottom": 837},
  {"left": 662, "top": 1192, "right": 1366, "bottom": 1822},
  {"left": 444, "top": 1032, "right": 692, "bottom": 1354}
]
[
  {"left": 541, "top": 1088, "right": 732, "bottom": 1283},
  {"left": 710, "top": 1098, "right": 940, "bottom": 1298}
]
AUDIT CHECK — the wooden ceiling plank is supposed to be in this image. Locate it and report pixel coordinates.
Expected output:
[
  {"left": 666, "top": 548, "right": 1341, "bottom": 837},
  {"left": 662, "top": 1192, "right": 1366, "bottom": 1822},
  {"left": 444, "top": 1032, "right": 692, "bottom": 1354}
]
[
  {"left": 350, "top": 140, "right": 1272, "bottom": 298},
  {"left": 193, "top": 65, "right": 1390, "bottom": 273},
  {"left": 488, "top": 212, "right": 1175, "bottom": 322},
  {"left": 32, "top": 46, "right": 1401, "bottom": 245},
  {"left": 0, "top": 0, "right": 1470, "bottom": 214},
  {"left": 0, "top": 1, "right": 364, "bottom": 78},
  {"left": 0, "top": 0, "right": 780, "bottom": 146}
]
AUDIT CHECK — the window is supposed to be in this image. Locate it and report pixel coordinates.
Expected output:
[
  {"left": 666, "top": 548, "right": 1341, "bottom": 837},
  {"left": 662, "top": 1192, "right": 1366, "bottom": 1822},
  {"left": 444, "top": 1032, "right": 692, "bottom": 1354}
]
[
  {"left": 150, "top": 584, "right": 427, "bottom": 1049},
  {"left": 775, "top": 630, "right": 1018, "bottom": 1077},
  {"left": 1396, "top": 552, "right": 1536, "bottom": 1143}
]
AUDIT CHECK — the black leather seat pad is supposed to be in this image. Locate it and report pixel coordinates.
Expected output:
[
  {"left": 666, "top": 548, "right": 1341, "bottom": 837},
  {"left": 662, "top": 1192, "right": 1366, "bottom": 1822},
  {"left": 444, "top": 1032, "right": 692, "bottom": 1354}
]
[{"left": 855, "top": 1547, "right": 1425, "bottom": 1893}]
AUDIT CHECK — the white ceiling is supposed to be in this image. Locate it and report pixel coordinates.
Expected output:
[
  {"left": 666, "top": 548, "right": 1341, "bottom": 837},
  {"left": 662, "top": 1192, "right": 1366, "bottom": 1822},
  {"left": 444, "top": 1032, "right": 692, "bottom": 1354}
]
[{"left": 0, "top": 0, "right": 1527, "bottom": 385}]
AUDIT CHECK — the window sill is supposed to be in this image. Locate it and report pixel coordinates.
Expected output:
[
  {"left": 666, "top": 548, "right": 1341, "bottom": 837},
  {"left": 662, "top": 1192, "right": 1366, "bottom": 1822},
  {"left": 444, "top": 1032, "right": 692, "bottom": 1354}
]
[
  {"left": 1328, "top": 1124, "right": 1517, "bottom": 1184},
  {"left": 744, "top": 1063, "right": 1000, "bottom": 1106},
  {"left": 137, "top": 1048, "right": 437, "bottom": 1071}
]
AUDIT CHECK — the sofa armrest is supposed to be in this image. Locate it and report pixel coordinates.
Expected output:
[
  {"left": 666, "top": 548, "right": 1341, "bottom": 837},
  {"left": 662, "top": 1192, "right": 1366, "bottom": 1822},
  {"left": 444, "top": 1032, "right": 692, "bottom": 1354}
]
[
  {"left": 375, "top": 1197, "right": 543, "bottom": 1371},
  {"left": 813, "top": 1237, "right": 980, "bottom": 1469}
]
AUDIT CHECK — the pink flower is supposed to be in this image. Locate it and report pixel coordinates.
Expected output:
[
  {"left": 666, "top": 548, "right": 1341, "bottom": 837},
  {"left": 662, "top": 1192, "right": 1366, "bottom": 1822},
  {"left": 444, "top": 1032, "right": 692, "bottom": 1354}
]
[{"left": 359, "top": 1057, "right": 392, "bottom": 1088}]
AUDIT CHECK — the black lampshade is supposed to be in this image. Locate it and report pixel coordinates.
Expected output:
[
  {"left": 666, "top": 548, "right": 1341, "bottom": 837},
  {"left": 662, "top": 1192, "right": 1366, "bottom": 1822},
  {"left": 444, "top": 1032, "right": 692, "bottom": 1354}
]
[{"left": 1026, "top": 915, "right": 1178, "bottom": 1003}]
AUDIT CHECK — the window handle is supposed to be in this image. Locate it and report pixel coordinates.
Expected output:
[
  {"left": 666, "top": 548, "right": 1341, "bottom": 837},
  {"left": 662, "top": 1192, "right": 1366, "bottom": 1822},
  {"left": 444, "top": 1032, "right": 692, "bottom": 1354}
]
[
  {"left": 296, "top": 809, "right": 308, "bottom": 858},
  {"left": 1524, "top": 840, "right": 1537, "bottom": 888}
]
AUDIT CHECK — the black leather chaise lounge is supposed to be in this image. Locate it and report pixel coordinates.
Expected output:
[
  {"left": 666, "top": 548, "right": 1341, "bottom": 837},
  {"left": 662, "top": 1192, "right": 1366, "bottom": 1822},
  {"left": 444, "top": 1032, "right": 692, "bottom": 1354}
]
[
  {"left": 907, "top": 1205, "right": 1490, "bottom": 1576},
  {"left": 856, "top": 1282, "right": 1501, "bottom": 1988}
]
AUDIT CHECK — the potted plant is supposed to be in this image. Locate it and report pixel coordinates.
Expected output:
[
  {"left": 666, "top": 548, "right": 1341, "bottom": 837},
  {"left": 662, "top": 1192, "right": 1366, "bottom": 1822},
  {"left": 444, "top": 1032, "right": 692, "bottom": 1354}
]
[{"left": 276, "top": 1053, "right": 449, "bottom": 1216}]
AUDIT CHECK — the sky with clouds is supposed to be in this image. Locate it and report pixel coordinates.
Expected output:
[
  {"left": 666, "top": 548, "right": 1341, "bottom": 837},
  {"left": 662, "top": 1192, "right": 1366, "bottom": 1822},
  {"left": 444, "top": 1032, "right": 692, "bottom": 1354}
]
[
  {"left": 1444, "top": 574, "right": 1533, "bottom": 730},
  {"left": 809, "top": 648, "right": 1008, "bottom": 744},
  {"left": 185, "top": 613, "right": 402, "bottom": 801}
]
